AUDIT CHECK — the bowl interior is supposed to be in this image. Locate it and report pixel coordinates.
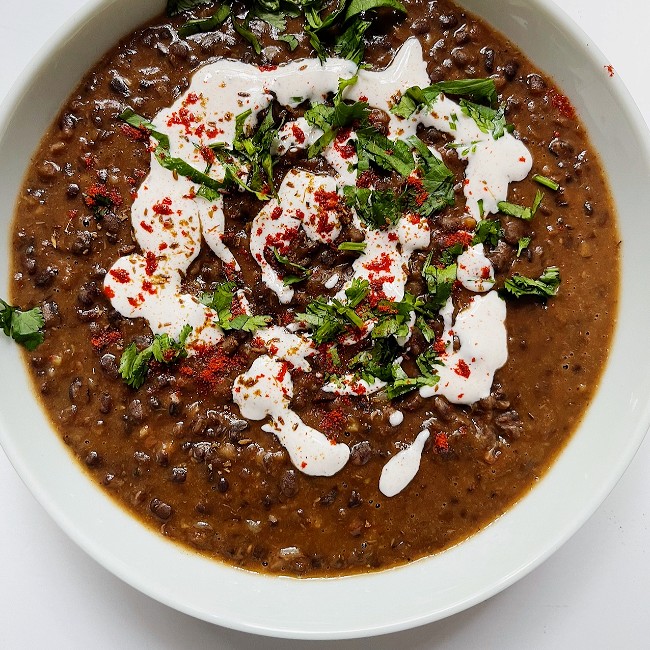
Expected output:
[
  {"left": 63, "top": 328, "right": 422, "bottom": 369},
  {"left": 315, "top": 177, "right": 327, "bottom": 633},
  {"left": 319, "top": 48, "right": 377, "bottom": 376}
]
[{"left": 0, "top": 0, "right": 649, "bottom": 640}]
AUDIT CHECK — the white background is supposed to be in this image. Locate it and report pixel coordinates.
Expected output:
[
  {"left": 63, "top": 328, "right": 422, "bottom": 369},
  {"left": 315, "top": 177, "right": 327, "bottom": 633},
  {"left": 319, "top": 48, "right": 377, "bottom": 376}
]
[{"left": 1, "top": 1, "right": 649, "bottom": 648}]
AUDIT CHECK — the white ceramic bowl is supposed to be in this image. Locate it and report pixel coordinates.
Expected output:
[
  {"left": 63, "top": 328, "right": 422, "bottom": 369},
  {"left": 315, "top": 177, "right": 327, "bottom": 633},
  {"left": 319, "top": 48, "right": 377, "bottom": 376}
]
[{"left": 0, "top": 0, "right": 649, "bottom": 640}]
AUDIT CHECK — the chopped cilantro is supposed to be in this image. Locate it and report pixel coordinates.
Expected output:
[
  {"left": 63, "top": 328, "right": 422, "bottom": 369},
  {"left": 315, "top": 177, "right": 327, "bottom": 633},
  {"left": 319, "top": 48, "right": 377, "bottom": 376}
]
[
  {"left": 305, "top": 76, "right": 370, "bottom": 158},
  {"left": 209, "top": 107, "right": 282, "bottom": 199},
  {"left": 532, "top": 174, "right": 560, "bottom": 191},
  {"left": 119, "top": 325, "right": 192, "bottom": 389},
  {"left": 343, "top": 185, "right": 403, "bottom": 229},
  {"left": 439, "top": 242, "right": 465, "bottom": 266},
  {"left": 338, "top": 241, "right": 367, "bottom": 252},
  {"left": 391, "top": 78, "right": 498, "bottom": 119},
  {"left": 119, "top": 109, "right": 228, "bottom": 194},
  {"left": 224, "top": 314, "right": 272, "bottom": 332},
  {"left": 460, "top": 99, "right": 511, "bottom": 140},
  {"left": 305, "top": 0, "right": 406, "bottom": 63},
  {"left": 422, "top": 253, "right": 457, "bottom": 309},
  {"left": 166, "top": 0, "right": 211, "bottom": 16},
  {"left": 408, "top": 135, "right": 455, "bottom": 216},
  {"left": 297, "top": 278, "right": 370, "bottom": 344},
  {"left": 0, "top": 299, "right": 45, "bottom": 351},
  {"left": 516, "top": 236, "right": 531, "bottom": 257},
  {"left": 502, "top": 266, "right": 561, "bottom": 299},
  {"left": 498, "top": 189, "right": 544, "bottom": 221},
  {"left": 273, "top": 247, "right": 312, "bottom": 285},
  {"left": 472, "top": 219, "right": 503, "bottom": 247},
  {"left": 199, "top": 282, "right": 271, "bottom": 331},
  {"left": 355, "top": 126, "right": 415, "bottom": 176},
  {"left": 177, "top": 4, "right": 230, "bottom": 37}
]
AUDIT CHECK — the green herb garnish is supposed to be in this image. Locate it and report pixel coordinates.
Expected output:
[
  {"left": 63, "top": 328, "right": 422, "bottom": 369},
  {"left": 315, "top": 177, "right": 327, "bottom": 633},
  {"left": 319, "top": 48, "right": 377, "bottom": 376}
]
[
  {"left": 338, "top": 241, "right": 367, "bottom": 252},
  {"left": 199, "top": 282, "right": 271, "bottom": 331},
  {"left": 0, "top": 299, "right": 45, "bottom": 351},
  {"left": 391, "top": 78, "right": 498, "bottom": 119},
  {"left": 516, "top": 236, "right": 531, "bottom": 257},
  {"left": 422, "top": 253, "right": 457, "bottom": 309},
  {"left": 119, "top": 109, "right": 227, "bottom": 194},
  {"left": 460, "top": 99, "right": 511, "bottom": 140},
  {"left": 297, "top": 278, "right": 369, "bottom": 343},
  {"left": 177, "top": 4, "right": 231, "bottom": 37},
  {"left": 472, "top": 219, "right": 503, "bottom": 247},
  {"left": 166, "top": 0, "right": 212, "bottom": 16},
  {"left": 305, "top": 76, "right": 370, "bottom": 158},
  {"left": 119, "top": 325, "right": 192, "bottom": 389},
  {"left": 532, "top": 174, "right": 559, "bottom": 191},
  {"left": 498, "top": 189, "right": 544, "bottom": 221},
  {"left": 273, "top": 247, "right": 312, "bottom": 285},
  {"left": 502, "top": 266, "right": 561, "bottom": 299}
]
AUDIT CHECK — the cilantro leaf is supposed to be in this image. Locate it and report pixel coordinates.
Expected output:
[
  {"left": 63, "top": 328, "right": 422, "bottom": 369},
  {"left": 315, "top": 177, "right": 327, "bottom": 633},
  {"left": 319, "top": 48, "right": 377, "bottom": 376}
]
[
  {"left": 383, "top": 361, "right": 438, "bottom": 399},
  {"left": 224, "top": 314, "right": 272, "bottom": 332},
  {"left": 460, "top": 99, "right": 511, "bottom": 139},
  {"left": 0, "top": 299, "right": 45, "bottom": 351},
  {"left": 391, "top": 79, "right": 498, "bottom": 119},
  {"left": 355, "top": 127, "right": 415, "bottom": 176},
  {"left": 372, "top": 294, "right": 418, "bottom": 340},
  {"left": 297, "top": 278, "right": 370, "bottom": 344},
  {"left": 338, "top": 241, "right": 367, "bottom": 252},
  {"left": 305, "top": 76, "right": 370, "bottom": 158},
  {"left": 167, "top": 0, "right": 212, "bottom": 16},
  {"left": 306, "top": 0, "right": 406, "bottom": 63},
  {"left": 516, "top": 236, "right": 531, "bottom": 257},
  {"left": 343, "top": 185, "right": 403, "bottom": 229},
  {"left": 422, "top": 253, "right": 457, "bottom": 309},
  {"left": 232, "top": 17, "right": 262, "bottom": 54},
  {"left": 498, "top": 189, "right": 544, "bottom": 221},
  {"left": 532, "top": 174, "right": 560, "bottom": 191},
  {"left": 178, "top": 4, "right": 231, "bottom": 37},
  {"left": 209, "top": 107, "right": 282, "bottom": 199},
  {"left": 199, "top": 282, "right": 270, "bottom": 331},
  {"left": 440, "top": 242, "right": 465, "bottom": 266},
  {"left": 119, "top": 109, "right": 228, "bottom": 194},
  {"left": 334, "top": 18, "right": 371, "bottom": 65},
  {"left": 408, "top": 135, "right": 455, "bottom": 216},
  {"left": 343, "top": 0, "right": 406, "bottom": 21},
  {"left": 119, "top": 325, "right": 192, "bottom": 389},
  {"left": 277, "top": 33, "right": 300, "bottom": 50},
  {"left": 502, "top": 266, "right": 561, "bottom": 299},
  {"left": 273, "top": 247, "right": 312, "bottom": 285},
  {"left": 472, "top": 219, "right": 503, "bottom": 247}
]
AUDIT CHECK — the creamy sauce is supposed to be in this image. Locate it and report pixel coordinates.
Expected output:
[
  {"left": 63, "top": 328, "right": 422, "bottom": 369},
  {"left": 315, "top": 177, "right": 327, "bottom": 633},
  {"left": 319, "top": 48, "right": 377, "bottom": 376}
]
[
  {"left": 102, "top": 38, "right": 531, "bottom": 491},
  {"left": 233, "top": 355, "right": 350, "bottom": 476},
  {"left": 456, "top": 243, "right": 495, "bottom": 293},
  {"left": 420, "top": 292, "right": 508, "bottom": 405},
  {"left": 379, "top": 429, "right": 430, "bottom": 497}
]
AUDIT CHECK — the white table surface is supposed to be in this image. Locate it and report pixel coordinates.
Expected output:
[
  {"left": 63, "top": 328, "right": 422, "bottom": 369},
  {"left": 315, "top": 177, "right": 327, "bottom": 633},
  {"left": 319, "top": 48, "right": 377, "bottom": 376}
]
[{"left": 1, "top": 1, "right": 649, "bottom": 648}]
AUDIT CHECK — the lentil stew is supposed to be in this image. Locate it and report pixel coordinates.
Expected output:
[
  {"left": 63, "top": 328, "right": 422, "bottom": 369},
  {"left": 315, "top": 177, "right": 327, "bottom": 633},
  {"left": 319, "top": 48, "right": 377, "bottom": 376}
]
[{"left": 10, "top": 0, "right": 619, "bottom": 576}]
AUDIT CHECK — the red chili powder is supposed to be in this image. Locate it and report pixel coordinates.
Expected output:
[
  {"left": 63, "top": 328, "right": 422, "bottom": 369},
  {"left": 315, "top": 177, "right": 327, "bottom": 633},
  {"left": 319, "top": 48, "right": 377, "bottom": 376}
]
[
  {"left": 90, "top": 330, "right": 122, "bottom": 351},
  {"left": 109, "top": 268, "right": 130, "bottom": 283},
  {"left": 454, "top": 359, "right": 471, "bottom": 378},
  {"left": 119, "top": 123, "right": 149, "bottom": 142},
  {"left": 291, "top": 123, "right": 306, "bottom": 144},
  {"left": 434, "top": 432, "right": 449, "bottom": 452},
  {"left": 314, "top": 188, "right": 341, "bottom": 211},
  {"left": 444, "top": 231, "right": 473, "bottom": 248},
  {"left": 320, "top": 408, "right": 347, "bottom": 433},
  {"left": 145, "top": 251, "right": 158, "bottom": 276},
  {"left": 363, "top": 252, "right": 393, "bottom": 273},
  {"left": 550, "top": 91, "right": 576, "bottom": 119},
  {"left": 152, "top": 197, "right": 173, "bottom": 215}
]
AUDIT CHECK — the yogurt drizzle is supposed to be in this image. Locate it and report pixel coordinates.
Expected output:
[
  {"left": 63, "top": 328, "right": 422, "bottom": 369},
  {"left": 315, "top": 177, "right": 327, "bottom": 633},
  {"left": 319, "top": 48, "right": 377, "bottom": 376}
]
[{"left": 104, "top": 38, "right": 532, "bottom": 494}]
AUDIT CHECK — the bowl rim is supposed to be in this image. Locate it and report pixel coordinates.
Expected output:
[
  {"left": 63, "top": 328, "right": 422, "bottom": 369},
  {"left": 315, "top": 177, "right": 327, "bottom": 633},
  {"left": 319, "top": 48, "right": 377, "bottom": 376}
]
[{"left": 0, "top": 0, "right": 649, "bottom": 640}]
